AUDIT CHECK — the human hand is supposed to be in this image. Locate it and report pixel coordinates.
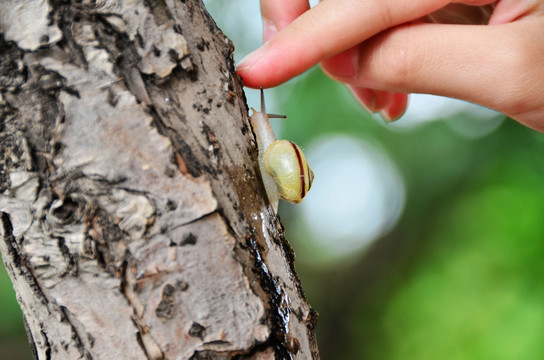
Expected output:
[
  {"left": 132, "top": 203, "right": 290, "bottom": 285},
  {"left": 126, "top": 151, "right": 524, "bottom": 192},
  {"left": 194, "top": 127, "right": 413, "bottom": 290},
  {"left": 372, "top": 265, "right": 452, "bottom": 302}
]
[{"left": 236, "top": 1, "right": 544, "bottom": 131}]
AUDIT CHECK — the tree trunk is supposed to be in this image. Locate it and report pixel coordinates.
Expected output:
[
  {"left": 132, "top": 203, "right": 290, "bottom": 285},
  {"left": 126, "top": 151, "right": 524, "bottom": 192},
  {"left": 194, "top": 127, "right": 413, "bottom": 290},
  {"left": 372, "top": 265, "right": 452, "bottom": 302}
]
[{"left": 0, "top": 1, "right": 319, "bottom": 359}]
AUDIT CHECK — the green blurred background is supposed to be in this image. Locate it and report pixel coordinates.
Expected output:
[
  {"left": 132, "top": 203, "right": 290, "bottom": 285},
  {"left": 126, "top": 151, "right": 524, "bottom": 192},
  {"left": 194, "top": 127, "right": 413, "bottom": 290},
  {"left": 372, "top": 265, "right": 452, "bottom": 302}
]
[
  {"left": 2, "top": 1, "right": 544, "bottom": 359},
  {"left": 280, "top": 70, "right": 544, "bottom": 360},
  {"left": 0, "top": 259, "right": 31, "bottom": 358},
  {"left": 275, "top": 69, "right": 544, "bottom": 360}
]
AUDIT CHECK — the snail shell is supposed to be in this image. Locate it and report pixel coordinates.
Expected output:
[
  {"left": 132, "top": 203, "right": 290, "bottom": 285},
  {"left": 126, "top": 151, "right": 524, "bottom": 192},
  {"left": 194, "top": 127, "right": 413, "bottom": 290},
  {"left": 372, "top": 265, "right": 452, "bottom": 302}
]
[{"left": 264, "top": 139, "right": 314, "bottom": 203}]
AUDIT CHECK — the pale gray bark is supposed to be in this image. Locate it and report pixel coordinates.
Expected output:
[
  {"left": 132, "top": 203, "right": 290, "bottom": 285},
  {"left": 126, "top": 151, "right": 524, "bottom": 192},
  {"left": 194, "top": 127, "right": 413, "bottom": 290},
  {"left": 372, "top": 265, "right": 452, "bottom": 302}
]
[{"left": 0, "top": 0, "right": 319, "bottom": 359}]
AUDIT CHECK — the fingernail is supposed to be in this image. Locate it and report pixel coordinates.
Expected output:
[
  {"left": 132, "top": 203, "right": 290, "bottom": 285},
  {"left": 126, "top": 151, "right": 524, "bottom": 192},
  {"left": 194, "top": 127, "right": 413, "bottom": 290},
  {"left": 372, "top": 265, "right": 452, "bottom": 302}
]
[
  {"left": 380, "top": 93, "right": 408, "bottom": 122},
  {"left": 379, "top": 110, "right": 395, "bottom": 122},
  {"left": 263, "top": 19, "right": 278, "bottom": 43},
  {"left": 380, "top": 105, "right": 405, "bottom": 122},
  {"left": 349, "top": 86, "right": 378, "bottom": 112},
  {"left": 325, "top": 48, "right": 358, "bottom": 78},
  {"left": 237, "top": 46, "right": 267, "bottom": 72}
]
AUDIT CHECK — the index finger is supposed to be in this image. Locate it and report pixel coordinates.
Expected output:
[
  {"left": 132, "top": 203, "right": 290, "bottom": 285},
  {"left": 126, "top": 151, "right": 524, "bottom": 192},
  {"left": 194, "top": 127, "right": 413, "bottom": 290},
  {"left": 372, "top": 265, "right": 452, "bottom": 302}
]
[{"left": 238, "top": 0, "right": 451, "bottom": 88}]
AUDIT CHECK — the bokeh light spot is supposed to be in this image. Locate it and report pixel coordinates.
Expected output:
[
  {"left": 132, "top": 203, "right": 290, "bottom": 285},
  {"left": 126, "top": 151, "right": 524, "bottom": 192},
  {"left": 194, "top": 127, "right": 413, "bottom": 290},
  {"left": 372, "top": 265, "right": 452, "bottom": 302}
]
[{"left": 299, "top": 136, "right": 405, "bottom": 261}]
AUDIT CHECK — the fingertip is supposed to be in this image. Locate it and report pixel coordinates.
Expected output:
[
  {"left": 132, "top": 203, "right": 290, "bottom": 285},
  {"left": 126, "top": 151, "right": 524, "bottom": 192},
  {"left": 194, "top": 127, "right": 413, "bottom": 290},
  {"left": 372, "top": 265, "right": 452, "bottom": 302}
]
[
  {"left": 488, "top": 0, "right": 538, "bottom": 25},
  {"left": 236, "top": 67, "right": 263, "bottom": 89},
  {"left": 348, "top": 87, "right": 377, "bottom": 113},
  {"left": 348, "top": 86, "right": 395, "bottom": 113},
  {"left": 237, "top": 46, "right": 267, "bottom": 73},
  {"left": 347, "top": 86, "right": 408, "bottom": 122},
  {"left": 237, "top": 45, "right": 275, "bottom": 88},
  {"left": 237, "top": 37, "right": 318, "bottom": 88},
  {"left": 236, "top": 57, "right": 284, "bottom": 89},
  {"left": 381, "top": 92, "right": 408, "bottom": 122}
]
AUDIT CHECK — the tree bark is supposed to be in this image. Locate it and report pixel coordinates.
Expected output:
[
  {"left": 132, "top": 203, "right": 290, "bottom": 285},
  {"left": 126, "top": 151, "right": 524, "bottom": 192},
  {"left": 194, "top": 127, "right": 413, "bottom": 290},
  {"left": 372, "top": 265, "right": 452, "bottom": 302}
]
[{"left": 0, "top": 1, "right": 319, "bottom": 359}]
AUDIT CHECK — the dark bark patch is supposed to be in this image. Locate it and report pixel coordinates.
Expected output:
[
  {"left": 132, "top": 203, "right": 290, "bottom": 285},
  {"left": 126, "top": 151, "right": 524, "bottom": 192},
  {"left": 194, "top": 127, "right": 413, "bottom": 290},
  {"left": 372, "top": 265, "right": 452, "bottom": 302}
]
[
  {"left": 176, "top": 280, "right": 188, "bottom": 291},
  {"left": 0, "top": 36, "right": 27, "bottom": 91},
  {"left": 188, "top": 322, "right": 206, "bottom": 339},
  {"left": 56, "top": 5, "right": 89, "bottom": 69},
  {"left": 196, "top": 38, "right": 210, "bottom": 52},
  {"left": 40, "top": 35, "right": 50, "bottom": 44},
  {"left": 202, "top": 123, "right": 220, "bottom": 157},
  {"left": 166, "top": 199, "right": 177, "bottom": 211},
  {"left": 56, "top": 237, "right": 78, "bottom": 275},
  {"left": 49, "top": 196, "right": 79, "bottom": 224},
  {"left": 179, "top": 232, "right": 197, "bottom": 246},
  {"left": 155, "top": 284, "right": 176, "bottom": 320},
  {"left": 168, "top": 49, "right": 179, "bottom": 63}
]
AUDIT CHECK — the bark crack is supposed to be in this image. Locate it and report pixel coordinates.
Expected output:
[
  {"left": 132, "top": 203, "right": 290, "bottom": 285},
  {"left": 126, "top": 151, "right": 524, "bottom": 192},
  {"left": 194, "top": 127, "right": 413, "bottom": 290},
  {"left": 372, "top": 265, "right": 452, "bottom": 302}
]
[
  {"left": 55, "top": 4, "right": 89, "bottom": 69},
  {"left": 59, "top": 306, "right": 94, "bottom": 360},
  {"left": 247, "top": 236, "right": 294, "bottom": 360},
  {"left": 56, "top": 236, "right": 78, "bottom": 276},
  {"left": 177, "top": 209, "right": 218, "bottom": 227},
  {"left": 121, "top": 259, "right": 164, "bottom": 360},
  {"left": 40, "top": 328, "right": 52, "bottom": 360},
  {"left": 0, "top": 212, "right": 49, "bottom": 306}
]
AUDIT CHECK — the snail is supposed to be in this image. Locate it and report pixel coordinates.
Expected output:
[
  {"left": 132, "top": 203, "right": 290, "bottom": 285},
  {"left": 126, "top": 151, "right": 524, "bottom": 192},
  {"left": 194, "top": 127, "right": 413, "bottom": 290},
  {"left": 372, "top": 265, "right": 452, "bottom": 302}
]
[{"left": 249, "top": 87, "right": 314, "bottom": 212}]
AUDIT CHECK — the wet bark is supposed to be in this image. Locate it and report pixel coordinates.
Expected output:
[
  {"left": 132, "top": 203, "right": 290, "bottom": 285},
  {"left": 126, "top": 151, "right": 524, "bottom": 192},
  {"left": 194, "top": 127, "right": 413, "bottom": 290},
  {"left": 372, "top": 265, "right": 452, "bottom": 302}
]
[{"left": 0, "top": 1, "right": 319, "bottom": 359}]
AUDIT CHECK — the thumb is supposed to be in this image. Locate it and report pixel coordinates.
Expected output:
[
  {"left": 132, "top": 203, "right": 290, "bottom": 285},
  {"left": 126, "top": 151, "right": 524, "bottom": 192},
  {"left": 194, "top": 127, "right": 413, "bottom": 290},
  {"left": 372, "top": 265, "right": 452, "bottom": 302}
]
[{"left": 321, "top": 19, "right": 544, "bottom": 128}]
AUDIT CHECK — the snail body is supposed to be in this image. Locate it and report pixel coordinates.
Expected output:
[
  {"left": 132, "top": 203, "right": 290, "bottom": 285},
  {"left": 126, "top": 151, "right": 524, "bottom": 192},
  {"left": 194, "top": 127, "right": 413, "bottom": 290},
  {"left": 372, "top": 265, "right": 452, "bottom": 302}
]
[{"left": 249, "top": 88, "right": 314, "bottom": 212}]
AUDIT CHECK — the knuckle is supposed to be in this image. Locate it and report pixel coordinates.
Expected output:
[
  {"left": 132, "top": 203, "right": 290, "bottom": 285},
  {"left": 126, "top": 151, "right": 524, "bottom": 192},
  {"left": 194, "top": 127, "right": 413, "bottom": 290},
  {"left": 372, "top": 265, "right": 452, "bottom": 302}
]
[
  {"left": 491, "top": 33, "right": 544, "bottom": 118},
  {"left": 370, "top": 27, "right": 422, "bottom": 89}
]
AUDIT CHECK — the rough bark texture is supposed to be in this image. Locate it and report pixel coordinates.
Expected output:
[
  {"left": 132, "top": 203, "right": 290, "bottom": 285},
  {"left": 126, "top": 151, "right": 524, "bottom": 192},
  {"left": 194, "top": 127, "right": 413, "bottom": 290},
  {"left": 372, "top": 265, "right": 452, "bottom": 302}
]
[{"left": 0, "top": 1, "right": 319, "bottom": 359}]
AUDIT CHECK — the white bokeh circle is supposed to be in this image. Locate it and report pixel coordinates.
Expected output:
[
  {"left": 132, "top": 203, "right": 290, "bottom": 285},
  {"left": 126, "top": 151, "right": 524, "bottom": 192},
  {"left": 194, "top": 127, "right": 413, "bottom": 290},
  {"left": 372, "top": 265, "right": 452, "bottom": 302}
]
[{"left": 299, "top": 136, "right": 405, "bottom": 260}]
